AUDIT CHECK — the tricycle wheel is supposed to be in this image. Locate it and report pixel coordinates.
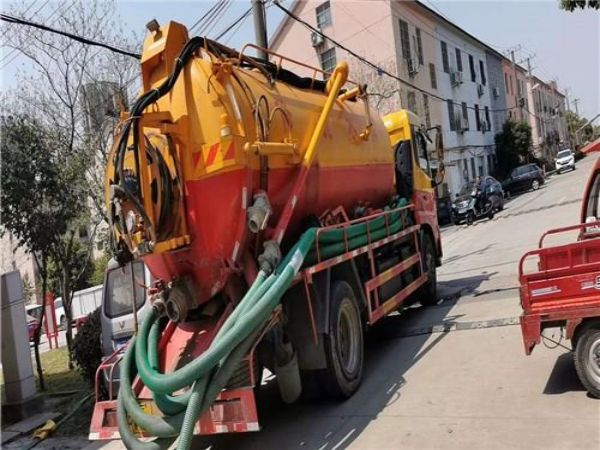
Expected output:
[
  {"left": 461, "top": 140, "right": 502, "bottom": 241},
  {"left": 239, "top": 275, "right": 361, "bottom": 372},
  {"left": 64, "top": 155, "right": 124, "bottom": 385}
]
[
  {"left": 574, "top": 327, "right": 600, "bottom": 398},
  {"left": 318, "top": 281, "right": 363, "bottom": 398}
]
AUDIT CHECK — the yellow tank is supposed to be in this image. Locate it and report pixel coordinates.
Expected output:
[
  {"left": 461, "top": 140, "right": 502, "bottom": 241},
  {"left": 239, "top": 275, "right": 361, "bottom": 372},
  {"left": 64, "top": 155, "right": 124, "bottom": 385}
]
[{"left": 106, "top": 22, "right": 396, "bottom": 305}]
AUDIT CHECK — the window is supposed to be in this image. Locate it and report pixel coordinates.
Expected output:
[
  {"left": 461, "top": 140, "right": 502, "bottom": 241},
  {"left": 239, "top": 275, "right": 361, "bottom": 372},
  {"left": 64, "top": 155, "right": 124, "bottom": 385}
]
[
  {"left": 470, "top": 158, "right": 476, "bottom": 179},
  {"left": 474, "top": 104, "right": 481, "bottom": 131},
  {"left": 447, "top": 99, "right": 455, "bottom": 131},
  {"left": 504, "top": 73, "right": 509, "bottom": 94},
  {"left": 585, "top": 171, "right": 600, "bottom": 221},
  {"left": 462, "top": 159, "right": 469, "bottom": 182},
  {"left": 103, "top": 261, "right": 146, "bottom": 318},
  {"left": 319, "top": 47, "right": 336, "bottom": 73},
  {"left": 509, "top": 74, "right": 513, "bottom": 95},
  {"left": 316, "top": 1, "right": 332, "bottom": 28},
  {"left": 478, "top": 156, "right": 484, "bottom": 176},
  {"left": 407, "top": 91, "right": 417, "bottom": 114},
  {"left": 423, "top": 93, "right": 431, "bottom": 128},
  {"left": 479, "top": 60, "right": 486, "bottom": 85},
  {"left": 484, "top": 106, "right": 490, "bottom": 128},
  {"left": 469, "top": 54, "right": 476, "bottom": 82},
  {"left": 416, "top": 28, "right": 423, "bottom": 65},
  {"left": 455, "top": 48, "right": 463, "bottom": 72},
  {"left": 415, "top": 131, "right": 430, "bottom": 173},
  {"left": 441, "top": 41, "right": 449, "bottom": 73},
  {"left": 429, "top": 63, "right": 437, "bottom": 89},
  {"left": 461, "top": 102, "right": 469, "bottom": 129},
  {"left": 399, "top": 20, "right": 411, "bottom": 62}
]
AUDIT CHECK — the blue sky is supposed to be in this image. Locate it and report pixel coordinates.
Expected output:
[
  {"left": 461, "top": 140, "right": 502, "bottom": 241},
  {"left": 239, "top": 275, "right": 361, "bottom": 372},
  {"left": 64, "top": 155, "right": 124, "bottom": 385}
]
[{"left": 2, "top": 0, "right": 599, "bottom": 118}]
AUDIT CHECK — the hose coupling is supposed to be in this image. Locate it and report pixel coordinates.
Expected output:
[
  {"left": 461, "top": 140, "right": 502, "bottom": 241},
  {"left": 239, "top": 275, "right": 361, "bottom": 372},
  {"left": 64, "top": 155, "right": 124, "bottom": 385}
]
[
  {"left": 150, "top": 291, "right": 168, "bottom": 317},
  {"left": 258, "top": 240, "right": 281, "bottom": 274},
  {"left": 165, "top": 278, "right": 195, "bottom": 323},
  {"left": 247, "top": 191, "right": 272, "bottom": 233}
]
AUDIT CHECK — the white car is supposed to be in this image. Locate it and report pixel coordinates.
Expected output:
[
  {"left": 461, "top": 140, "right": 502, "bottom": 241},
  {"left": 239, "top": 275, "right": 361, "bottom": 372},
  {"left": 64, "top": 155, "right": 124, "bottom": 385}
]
[{"left": 555, "top": 149, "right": 576, "bottom": 173}]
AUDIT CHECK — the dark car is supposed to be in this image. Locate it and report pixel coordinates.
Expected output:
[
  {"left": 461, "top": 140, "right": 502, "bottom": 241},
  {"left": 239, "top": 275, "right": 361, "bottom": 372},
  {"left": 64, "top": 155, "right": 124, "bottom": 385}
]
[
  {"left": 502, "top": 164, "right": 544, "bottom": 196},
  {"left": 451, "top": 176, "right": 504, "bottom": 224}
]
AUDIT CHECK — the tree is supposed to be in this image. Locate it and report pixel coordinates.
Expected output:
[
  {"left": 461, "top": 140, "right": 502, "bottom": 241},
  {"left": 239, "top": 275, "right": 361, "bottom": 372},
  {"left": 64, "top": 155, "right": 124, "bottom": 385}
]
[
  {"left": 560, "top": 0, "right": 600, "bottom": 11},
  {"left": 1, "top": 114, "right": 84, "bottom": 388},
  {"left": 565, "top": 110, "right": 598, "bottom": 147},
  {"left": 494, "top": 120, "right": 533, "bottom": 178},
  {"left": 3, "top": 0, "right": 140, "bottom": 365}
]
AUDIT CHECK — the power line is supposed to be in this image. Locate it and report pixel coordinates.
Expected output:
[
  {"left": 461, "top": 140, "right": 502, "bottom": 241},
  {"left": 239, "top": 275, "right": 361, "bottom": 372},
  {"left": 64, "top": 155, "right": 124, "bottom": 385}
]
[
  {"left": 0, "top": 13, "right": 140, "bottom": 59},
  {"left": 189, "top": 1, "right": 223, "bottom": 35},
  {"left": 273, "top": 1, "right": 515, "bottom": 114},
  {"left": 216, "top": 7, "right": 252, "bottom": 41},
  {"left": 201, "top": 0, "right": 233, "bottom": 37}
]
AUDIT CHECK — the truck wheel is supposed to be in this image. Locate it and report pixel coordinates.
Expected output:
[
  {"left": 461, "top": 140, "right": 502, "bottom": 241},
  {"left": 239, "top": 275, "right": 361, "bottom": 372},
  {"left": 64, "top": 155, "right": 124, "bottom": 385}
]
[
  {"left": 318, "top": 281, "right": 363, "bottom": 398},
  {"left": 419, "top": 233, "right": 438, "bottom": 306},
  {"left": 574, "top": 327, "right": 600, "bottom": 398}
]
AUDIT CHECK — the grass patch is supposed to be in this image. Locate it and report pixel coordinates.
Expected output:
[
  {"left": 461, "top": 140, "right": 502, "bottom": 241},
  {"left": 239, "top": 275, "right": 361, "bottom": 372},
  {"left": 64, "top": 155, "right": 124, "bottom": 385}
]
[{"left": 1, "top": 347, "right": 94, "bottom": 436}]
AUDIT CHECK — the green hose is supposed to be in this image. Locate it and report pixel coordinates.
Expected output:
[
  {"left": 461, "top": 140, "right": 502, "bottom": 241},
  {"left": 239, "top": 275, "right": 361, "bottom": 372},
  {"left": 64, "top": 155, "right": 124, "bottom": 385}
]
[{"left": 118, "top": 206, "right": 409, "bottom": 449}]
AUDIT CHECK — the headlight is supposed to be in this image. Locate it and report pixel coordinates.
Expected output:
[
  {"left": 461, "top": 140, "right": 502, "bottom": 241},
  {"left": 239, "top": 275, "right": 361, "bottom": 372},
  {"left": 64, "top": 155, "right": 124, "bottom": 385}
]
[{"left": 457, "top": 200, "right": 469, "bottom": 208}]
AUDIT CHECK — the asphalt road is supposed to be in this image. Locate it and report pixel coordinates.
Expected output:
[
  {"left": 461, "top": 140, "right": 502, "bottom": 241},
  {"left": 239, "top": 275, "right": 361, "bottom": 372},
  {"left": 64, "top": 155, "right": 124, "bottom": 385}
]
[
  {"left": 188, "top": 154, "right": 600, "bottom": 450},
  {"left": 80, "top": 155, "right": 600, "bottom": 450}
]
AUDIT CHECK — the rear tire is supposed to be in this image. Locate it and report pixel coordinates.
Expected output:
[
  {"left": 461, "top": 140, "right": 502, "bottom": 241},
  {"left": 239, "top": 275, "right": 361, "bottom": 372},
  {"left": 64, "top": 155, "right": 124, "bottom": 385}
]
[
  {"left": 574, "top": 327, "right": 600, "bottom": 398},
  {"left": 318, "top": 281, "right": 364, "bottom": 398},
  {"left": 466, "top": 211, "right": 474, "bottom": 226},
  {"left": 419, "top": 233, "right": 438, "bottom": 306},
  {"left": 531, "top": 179, "right": 540, "bottom": 190}
]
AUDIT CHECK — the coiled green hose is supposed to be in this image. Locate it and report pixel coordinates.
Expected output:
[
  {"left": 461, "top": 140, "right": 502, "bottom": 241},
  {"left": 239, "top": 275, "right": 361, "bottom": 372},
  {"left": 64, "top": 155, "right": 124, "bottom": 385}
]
[{"left": 118, "top": 206, "right": 410, "bottom": 449}]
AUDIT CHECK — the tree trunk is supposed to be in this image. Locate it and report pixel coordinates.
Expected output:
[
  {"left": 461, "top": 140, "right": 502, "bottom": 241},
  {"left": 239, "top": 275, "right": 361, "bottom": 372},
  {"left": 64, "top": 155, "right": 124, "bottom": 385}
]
[{"left": 32, "top": 256, "right": 47, "bottom": 391}]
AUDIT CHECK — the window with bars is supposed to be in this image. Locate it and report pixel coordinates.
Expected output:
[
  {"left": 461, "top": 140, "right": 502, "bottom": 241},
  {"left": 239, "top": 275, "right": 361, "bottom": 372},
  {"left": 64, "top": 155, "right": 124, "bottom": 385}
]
[
  {"left": 316, "top": 1, "right": 332, "bottom": 28},
  {"left": 479, "top": 60, "right": 487, "bottom": 85},
  {"left": 429, "top": 63, "right": 437, "bottom": 89},
  {"left": 399, "top": 19, "right": 411, "bottom": 63},
  {"left": 441, "top": 41, "right": 449, "bottom": 73},
  {"left": 469, "top": 54, "right": 476, "bottom": 82},
  {"left": 461, "top": 102, "right": 469, "bottom": 130},
  {"left": 484, "top": 106, "right": 490, "bottom": 129},
  {"left": 423, "top": 93, "right": 431, "bottom": 128},
  {"left": 407, "top": 91, "right": 417, "bottom": 114},
  {"left": 447, "top": 99, "right": 455, "bottom": 131},
  {"left": 470, "top": 158, "right": 476, "bottom": 179},
  {"left": 416, "top": 28, "right": 423, "bottom": 65},
  {"left": 455, "top": 48, "right": 463, "bottom": 72},
  {"left": 319, "top": 47, "right": 337, "bottom": 73},
  {"left": 474, "top": 104, "right": 481, "bottom": 130}
]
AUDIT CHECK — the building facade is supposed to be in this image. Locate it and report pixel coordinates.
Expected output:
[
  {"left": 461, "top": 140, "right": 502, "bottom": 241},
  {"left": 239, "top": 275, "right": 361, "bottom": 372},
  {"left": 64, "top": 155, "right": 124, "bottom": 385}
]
[{"left": 270, "top": 0, "right": 568, "bottom": 195}]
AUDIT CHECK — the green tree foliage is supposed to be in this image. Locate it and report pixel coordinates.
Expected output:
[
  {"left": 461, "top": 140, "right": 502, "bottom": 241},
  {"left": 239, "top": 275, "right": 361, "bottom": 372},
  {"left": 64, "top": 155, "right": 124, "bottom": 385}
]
[
  {"left": 560, "top": 0, "right": 600, "bottom": 11},
  {"left": 1, "top": 114, "right": 84, "bottom": 388},
  {"left": 494, "top": 120, "right": 533, "bottom": 178},
  {"left": 71, "top": 308, "right": 103, "bottom": 385},
  {"left": 89, "top": 253, "right": 110, "bottom": 286},
  {"left": 566, "top": 110, "right": 598, "bottom": 147}
]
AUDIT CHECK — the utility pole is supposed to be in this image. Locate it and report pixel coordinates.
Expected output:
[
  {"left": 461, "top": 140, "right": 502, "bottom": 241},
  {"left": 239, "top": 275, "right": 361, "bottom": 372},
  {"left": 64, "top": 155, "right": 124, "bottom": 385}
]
[
  {"left": 511, "top": 50, "right": 520, "bottom": 120},
  {"left": 572, "top": 98, "right": 580, "bottom": 117},
  {"left": 252, "top": 0, "right": 268, "bottom": 61}
]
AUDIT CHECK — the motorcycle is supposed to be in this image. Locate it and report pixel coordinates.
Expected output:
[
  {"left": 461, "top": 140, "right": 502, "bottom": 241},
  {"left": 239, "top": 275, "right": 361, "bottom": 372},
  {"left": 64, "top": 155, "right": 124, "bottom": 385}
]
[{"left": 451, "top": 186, "right": 496, "bottom": 226}]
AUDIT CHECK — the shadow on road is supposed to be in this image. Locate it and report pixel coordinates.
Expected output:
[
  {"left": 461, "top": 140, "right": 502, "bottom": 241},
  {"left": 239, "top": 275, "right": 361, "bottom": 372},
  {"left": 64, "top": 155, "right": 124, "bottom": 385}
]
[
  {"left": 543, "top": 352, "right": 585, "bottom": 395},
  {"left": 191, "top": 278, "right": 492, "bottom": 450}
]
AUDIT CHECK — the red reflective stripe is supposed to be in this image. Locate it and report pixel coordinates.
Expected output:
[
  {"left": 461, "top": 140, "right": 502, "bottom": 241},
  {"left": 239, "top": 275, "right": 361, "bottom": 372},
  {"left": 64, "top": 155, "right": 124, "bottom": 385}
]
[
  {"left": 205, "top": 143, "right": 220, "bottom": 166},
  {"left": 224, "top": 142, "right": 235, "bottom": 160},
  {"left": 193, "top": 152, "right": 202, "bottom": 168}
]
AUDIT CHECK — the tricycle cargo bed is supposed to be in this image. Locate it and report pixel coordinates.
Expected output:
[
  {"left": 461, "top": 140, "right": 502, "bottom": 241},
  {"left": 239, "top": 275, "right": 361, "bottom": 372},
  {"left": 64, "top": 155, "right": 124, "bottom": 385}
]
[{"left": 519, "top": 221, "right": 600, "bottom": 355}]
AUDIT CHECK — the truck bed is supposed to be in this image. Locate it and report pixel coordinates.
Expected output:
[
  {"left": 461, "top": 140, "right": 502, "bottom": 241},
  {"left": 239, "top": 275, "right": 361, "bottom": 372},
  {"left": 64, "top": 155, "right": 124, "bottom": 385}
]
[{"left": 519, "top": 221, "right": 600, "bottom": 354}]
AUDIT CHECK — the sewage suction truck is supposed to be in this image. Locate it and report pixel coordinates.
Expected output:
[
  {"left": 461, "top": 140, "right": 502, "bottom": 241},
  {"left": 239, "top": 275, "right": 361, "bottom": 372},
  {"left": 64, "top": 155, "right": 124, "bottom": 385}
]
[{"left": 90, "top": 21, "right": 444, "bottom": 449}]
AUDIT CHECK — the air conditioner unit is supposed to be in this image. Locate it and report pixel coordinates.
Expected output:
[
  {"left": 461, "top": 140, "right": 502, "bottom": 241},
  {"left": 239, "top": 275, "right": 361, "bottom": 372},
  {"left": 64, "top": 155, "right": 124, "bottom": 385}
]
[
  {"left": 311, "top": 31, "right": 324, "bottom": 47},
  {"left": 492, "top": 87, "right": 500, "bottom": 98},
  {"left": 407, "top": 58, "right": 419, "bottom": 76},
  {"left": 450, "top": 70, "right": 463, "bottom": 87},
  {"left": 481, "top": 120, "right": 488, "bottom": 133}
]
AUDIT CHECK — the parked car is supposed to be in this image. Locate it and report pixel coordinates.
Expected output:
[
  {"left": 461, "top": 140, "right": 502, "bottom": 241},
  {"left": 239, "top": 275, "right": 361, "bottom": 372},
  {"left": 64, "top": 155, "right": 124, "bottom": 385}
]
[
  {"left": 502, "top": 163, "right": 545, "bottom": 196},
  {"left": 451, "top": 176, "right": 504, "bottom": 225},
  {"left": 554, "top": 148, "right": 576, "bottom": 173},
  {"left": 26, "top": 313, "right": 38, "bottom": 341},
  {"left": 436, "top": 196, "right": 453, "bottom": 226}
]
